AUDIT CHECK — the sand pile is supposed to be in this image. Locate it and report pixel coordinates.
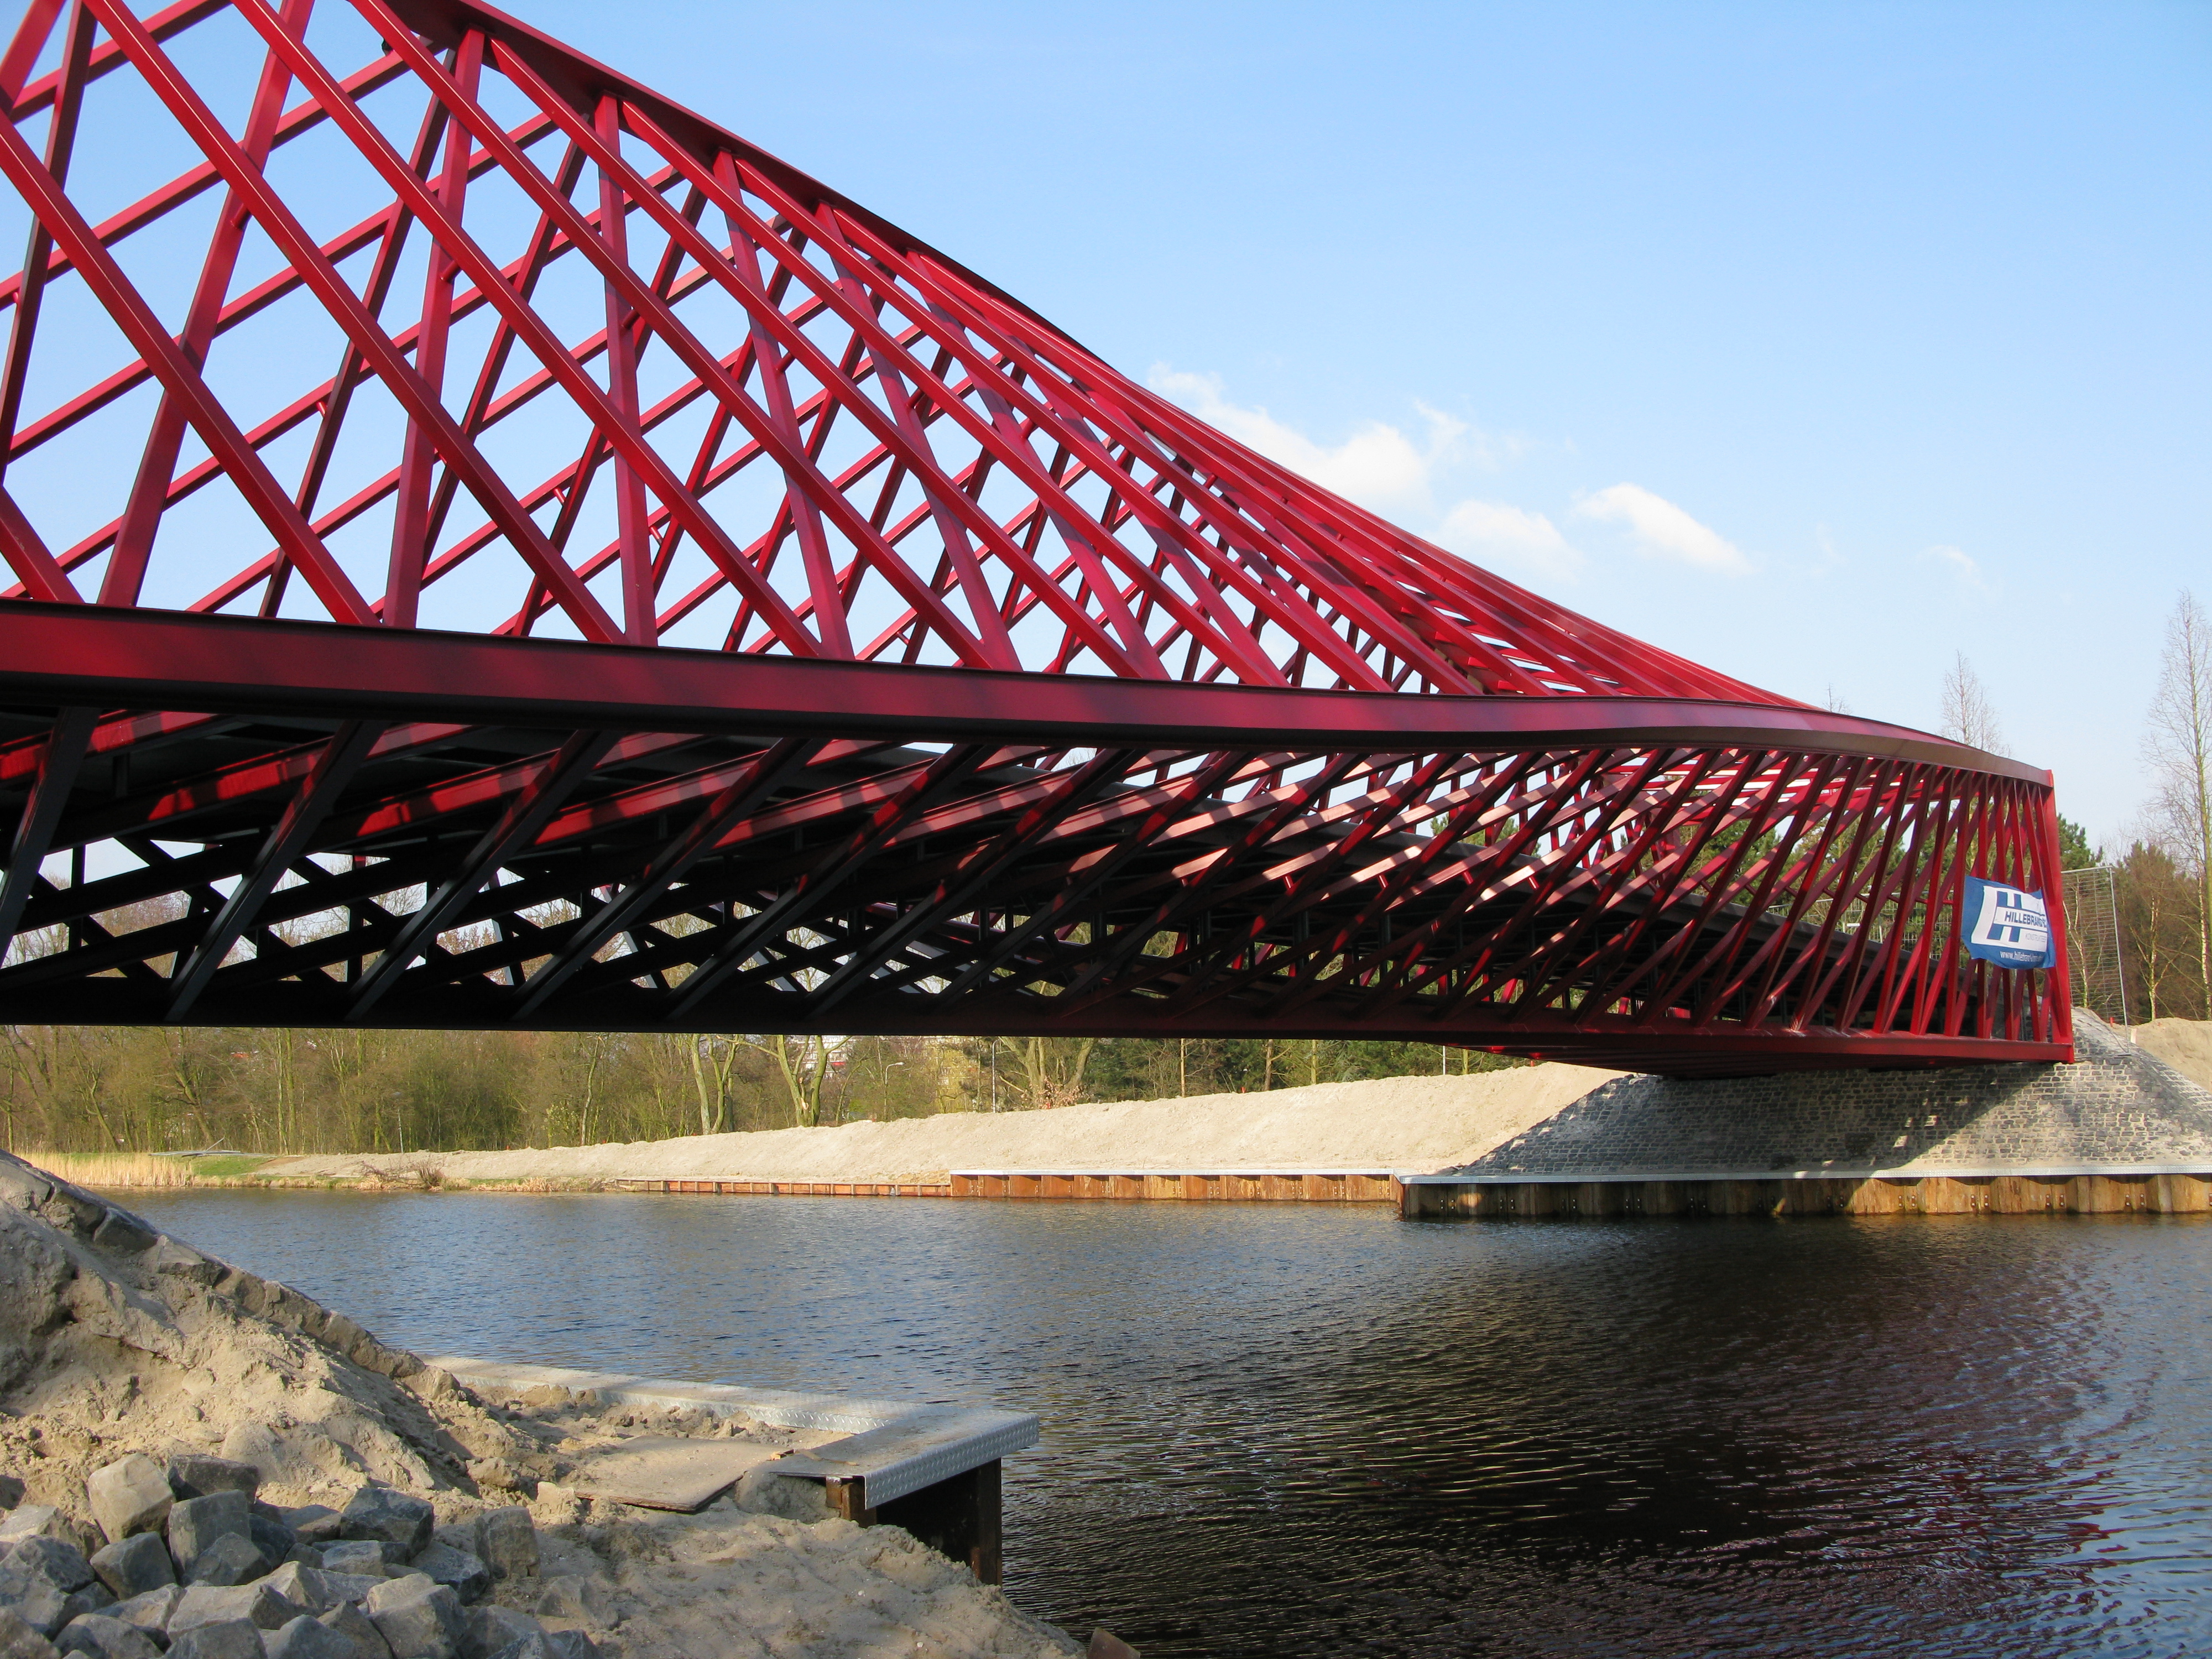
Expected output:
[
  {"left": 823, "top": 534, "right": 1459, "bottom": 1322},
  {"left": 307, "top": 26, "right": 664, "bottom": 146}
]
[
  {"left": 0, "top": 1150, "right": 1082, "bottom": 1657},
  {"left": 266, "top": 1063, "right": 1620, "bottom": 1188},
  {"left": 2134, "top": 1018, "right": 2212, "bottom": 1091}
]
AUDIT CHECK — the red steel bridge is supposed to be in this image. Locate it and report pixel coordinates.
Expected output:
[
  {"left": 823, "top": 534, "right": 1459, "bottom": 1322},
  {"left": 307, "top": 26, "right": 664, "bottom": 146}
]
[{"left": 0, "top": 0, "right": 2069, "bottom": 1074}]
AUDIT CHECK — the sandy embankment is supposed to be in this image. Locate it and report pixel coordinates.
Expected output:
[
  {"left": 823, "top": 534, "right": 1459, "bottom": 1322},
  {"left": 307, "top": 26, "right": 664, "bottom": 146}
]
[
  {"left": 0, "top": 1150, "right": 1084, "bottom": 1656},
  {"left": 266, "top": 1063, "right": 1623, "bottom": 1187},
  {"left": 2135, "top": 1019, "right": 2212, "bottom": 1091}
]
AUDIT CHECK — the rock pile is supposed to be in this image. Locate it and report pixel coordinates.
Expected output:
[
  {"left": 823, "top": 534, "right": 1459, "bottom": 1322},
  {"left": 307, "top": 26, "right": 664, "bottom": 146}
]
[
  {"left": 0, "top": 1151, "right": 1082, "bottom": 1657},
  {"left": 0, "top": 1171, "right": 589, "bottom": 1659},
  {"left": 0, "top": 1447, "right": 580, "bottom": 1657}
]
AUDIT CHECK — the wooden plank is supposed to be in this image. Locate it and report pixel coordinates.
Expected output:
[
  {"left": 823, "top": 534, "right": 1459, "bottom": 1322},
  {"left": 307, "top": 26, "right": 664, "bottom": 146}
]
[{"left": 567, "top": 1437, "right": 791, "bottom": 1512}]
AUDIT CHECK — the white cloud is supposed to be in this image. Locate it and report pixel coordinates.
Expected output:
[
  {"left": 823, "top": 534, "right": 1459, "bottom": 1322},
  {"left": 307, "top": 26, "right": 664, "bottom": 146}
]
[
  {"left": 1146, "top": 367, "right": 1568, "bottom": 586},
  {"left": 1923, "top": 543, "right": 1990, "bottom": 594},
  {"left": 1439, "top": 498, "right": 1585, "bottom": 581},
  {"left": 1147, "top": 367, "right": 1465, "bottom": 513},
  {"left": 1573, "top": 483, "right": 1751, "bottom": 576}
]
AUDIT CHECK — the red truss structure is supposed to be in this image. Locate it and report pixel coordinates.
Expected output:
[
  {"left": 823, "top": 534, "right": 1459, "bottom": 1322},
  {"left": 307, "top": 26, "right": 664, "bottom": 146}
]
[{"left": 0, "top": 0, "right": 2068, "bottom": 1073}]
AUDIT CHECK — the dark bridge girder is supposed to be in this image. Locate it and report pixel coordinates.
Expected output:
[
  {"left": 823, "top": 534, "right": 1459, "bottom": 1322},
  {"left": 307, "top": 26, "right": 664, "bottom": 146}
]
[{"left": 0, "top": 607, "right": 2068, "bottom": 1077}]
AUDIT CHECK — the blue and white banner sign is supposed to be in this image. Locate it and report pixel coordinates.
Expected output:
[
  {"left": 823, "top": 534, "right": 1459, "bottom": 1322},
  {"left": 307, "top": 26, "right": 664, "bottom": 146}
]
[{"left": 1962, "top": 877, "right": 2057, "bottom": 970}]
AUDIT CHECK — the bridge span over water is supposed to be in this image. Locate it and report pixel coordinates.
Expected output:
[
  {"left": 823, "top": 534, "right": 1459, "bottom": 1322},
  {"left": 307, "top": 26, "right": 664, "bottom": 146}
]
[{"left": 0, "top": 0, "right": 2068, "bottom": 1076}]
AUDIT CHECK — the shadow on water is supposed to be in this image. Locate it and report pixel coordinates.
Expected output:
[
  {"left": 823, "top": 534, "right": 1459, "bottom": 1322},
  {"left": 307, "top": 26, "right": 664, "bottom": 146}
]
[{"left": 121, "top": 1190, "right": 2212, "bottom": 1658}]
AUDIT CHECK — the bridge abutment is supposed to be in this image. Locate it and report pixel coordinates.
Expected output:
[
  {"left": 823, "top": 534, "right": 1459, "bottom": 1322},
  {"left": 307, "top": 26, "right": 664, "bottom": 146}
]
[{"left": 1401, "top": 1013, "right": 2212, "bottom": 1219}]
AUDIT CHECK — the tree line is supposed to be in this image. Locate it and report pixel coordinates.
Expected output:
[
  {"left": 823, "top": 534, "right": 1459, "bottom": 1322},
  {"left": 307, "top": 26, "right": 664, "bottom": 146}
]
[{"left": 0, "top": 1025, "right": 1509, "bottom": 1157}]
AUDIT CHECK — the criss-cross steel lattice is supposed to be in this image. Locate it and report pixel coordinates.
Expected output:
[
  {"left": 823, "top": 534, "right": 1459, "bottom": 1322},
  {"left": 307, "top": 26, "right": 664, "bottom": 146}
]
[{"left": 0, "top": 0, "right": 2069, "bottom": 1072}]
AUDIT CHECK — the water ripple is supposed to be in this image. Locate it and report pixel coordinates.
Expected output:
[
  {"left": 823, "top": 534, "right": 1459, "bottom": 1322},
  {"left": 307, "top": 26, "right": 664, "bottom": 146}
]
[{"left": 124, "top": 1191, "right": 2212, "bottom": 1658}]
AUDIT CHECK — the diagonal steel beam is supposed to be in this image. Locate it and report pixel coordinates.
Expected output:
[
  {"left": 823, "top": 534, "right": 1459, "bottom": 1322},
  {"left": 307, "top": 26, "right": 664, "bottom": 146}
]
[
  {"left": 165, "top": 721, "right": 381, "bottom": 1019},
  {"left": 809, "top": 747, "right": 1137, "bottom": 1018},
  {"left": 0, "top": 705, "right": 94, "bottom": 964},
  {"left": 87, "top": 0, "right": 619, "bottom": 642},
  {"left": 0, "top": 82, "right": 377, "bottom": 623},
  {"left": 1275, "top": 751, "right": 1603, "bottom": 1019},
  {"left": 513, "top": 735, "right": 821, "bottom": 1017},
  {"left": 1055, "top": 754, "right": 1366, "bottom": 1010},
  {"left": 924, "top": 750, "right": 1253, "bottom": 1006},
  {"left": 347, "top": 729, "right": 615, "bottom": 1019},
  {"left": 664, "top": 744, "right": 994, "bottom": 1021},
  {"left": 103, "top": 0, "right": 314, "bottom": 609},
  {"left": 0, "top": 0, "right": 92, "bottom": 489}
]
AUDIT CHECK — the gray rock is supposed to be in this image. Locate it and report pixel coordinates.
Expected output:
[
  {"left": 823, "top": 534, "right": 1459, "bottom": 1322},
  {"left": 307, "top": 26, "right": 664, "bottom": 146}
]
[
  {"left": 541, "top": 1637, "right": 597, "bottom": 1659},
  {"left": 184, "top": 1536, "right": 271, "bottom": 1589},
  {"left": 263, "top": 1618, "right": 359, "bottom": 1659},
  {"left": 471, "top": 1514, "right": 533, "bottom": 1587},
  {"left": 0, "top": 1606, "right": 58, "bottom": 1658},
  {"left": 215, "top": 1431, "right": 286, "bottom": 1495},
  {"left": 312, "top": 1546, "right": 383, "bottom": 1581},
  {"left": 165, "top": 1463, "right": 257, "bottom": 1505},
  {"left": 483, "top": 1641, "right": 550, "bottom": 1659},
  {"left": 335, "top": 1497, "right": 429, "bottom": 1564},
  {"left": 53, "top": 1613, "right": 159, "bottom": 1659},
  {"left": 359, "top": 1577, "right": 460, "bottom": 1659},
  {"left": 0, "top": 1514, "right": 67, "bottom": 1549},
  {"left": 459, "top": 1605, "right": 538, "bottom": 1659},
  {"left": 166, "top": 1494, "right": 251, "bottom": 1581},
  {"left": 246, "top": 1521, "right": 295, "bottom": 1573},
  {"left": 0, "top": 1583, "right": 64, "bottom": 1641},
  {"left": 169, "top": 1583, "right": 298, "bottom": 1635},
  {"left": 298, "top": 1577, "right": 377, "bottom": 1611},
  {"left": 0, "top": 1536, "right": 97, "bottom": 1641},
  {"left": 86, "top": 1460, "right": 171, "bottom": 1548},
  {"left": 313, "top": 1602, "right": 389, "bottom": 1659},
  {"left": 148, "top": 1241, "right": 221, "bottom": 1288},
  {"left": 50, "top": 1594, "right": 109, "bottom": 1634},
  {"left": 165, "top": 1623, "right": 265, "bottom": 1659},
  {"left": 394, "top": 1550, "right": 482, "bottom": 1610},
  {"left": 87, "top": 1535, "right": 172, "bottom": 1602},
  {"left": 4, "top": 1538, "right": 95, "bottom": 1593},
  {"left": 521, "top": 1579, "right": 609, "bottom": 1633},
  {"left": 0, "top": 1481, "right": 24, "bottom": 1513},
  {"left": 88, "top": 1209, "right": 158, "bottom": 1259},
  {"left": 425, "top": 1527, "right": 474, "bottom": 1567},
  {"left": 101, "top": 1587, "right": 176, "bottom": 1640},
  {"left": 253, "top": 1566, "right": 330, "bottom": 1616},
  {"left": 277, "top": 1512, "right": 341, "bottom": 1550}
]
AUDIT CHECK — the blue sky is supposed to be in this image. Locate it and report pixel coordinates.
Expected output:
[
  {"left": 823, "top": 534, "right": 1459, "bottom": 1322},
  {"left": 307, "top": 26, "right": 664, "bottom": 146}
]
[{"left": 504, "top": 0, "right": 2207, "bottom": 852}]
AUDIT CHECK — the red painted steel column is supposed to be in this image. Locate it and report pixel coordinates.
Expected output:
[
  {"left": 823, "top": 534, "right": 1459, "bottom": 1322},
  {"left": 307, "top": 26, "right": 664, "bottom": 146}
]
[{"left": 2036, "top": 786, "right": 2074, "bottom": 1047}]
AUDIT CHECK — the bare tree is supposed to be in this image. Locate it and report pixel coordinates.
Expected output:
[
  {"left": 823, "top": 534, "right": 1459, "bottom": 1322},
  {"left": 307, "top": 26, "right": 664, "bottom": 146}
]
[
  {"left": 992, "top": 1036, "right": 1097, "bottom": 1109},
  {"left": 687, "top": 1036, "right": 738, "bottom": 1136},
  {"left": 1939, "top": 653, "right": 2005, "bottom": 752},
  {"left": 741, "top": 1034, "right": 835, "bottom": 1127},
  {"left": 2145, "top": 589, "right": 2212, "bottom": 1004}
]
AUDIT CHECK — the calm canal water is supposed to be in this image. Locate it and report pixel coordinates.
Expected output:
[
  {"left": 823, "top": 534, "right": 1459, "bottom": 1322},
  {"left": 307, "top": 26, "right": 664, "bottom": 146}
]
[{"left": 121, "top": 1191, "right": 2212, "bottom": 1658}]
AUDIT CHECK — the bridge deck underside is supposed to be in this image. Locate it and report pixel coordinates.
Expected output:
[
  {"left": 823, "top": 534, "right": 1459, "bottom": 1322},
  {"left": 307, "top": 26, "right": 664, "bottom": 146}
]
[{"left": 0, "top": 618, "right": 2069, "bottom": 1078}]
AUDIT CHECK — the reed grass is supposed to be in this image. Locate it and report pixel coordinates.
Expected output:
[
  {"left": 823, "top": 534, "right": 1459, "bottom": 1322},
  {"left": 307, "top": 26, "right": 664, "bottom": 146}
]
[{"left": 20, "top": 1149, "right": 274, "bottom": 1188}]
